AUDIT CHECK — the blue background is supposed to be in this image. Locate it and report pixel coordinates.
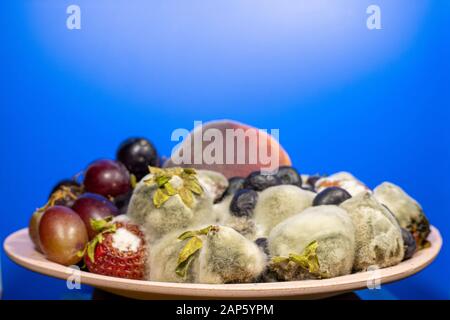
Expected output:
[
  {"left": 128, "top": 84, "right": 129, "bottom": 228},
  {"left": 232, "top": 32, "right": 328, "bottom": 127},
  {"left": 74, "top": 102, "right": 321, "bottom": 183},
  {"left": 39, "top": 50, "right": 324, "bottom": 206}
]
[{"left": 1, "top": 0, "right": 449, "bottom": 299}]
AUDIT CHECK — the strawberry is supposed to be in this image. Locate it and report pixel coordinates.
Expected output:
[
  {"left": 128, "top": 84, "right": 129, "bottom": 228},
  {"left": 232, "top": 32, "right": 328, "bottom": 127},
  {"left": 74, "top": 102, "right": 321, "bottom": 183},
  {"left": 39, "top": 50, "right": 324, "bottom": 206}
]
[{"left": 81, "top": 217, "right": 147, "bottom": 280}]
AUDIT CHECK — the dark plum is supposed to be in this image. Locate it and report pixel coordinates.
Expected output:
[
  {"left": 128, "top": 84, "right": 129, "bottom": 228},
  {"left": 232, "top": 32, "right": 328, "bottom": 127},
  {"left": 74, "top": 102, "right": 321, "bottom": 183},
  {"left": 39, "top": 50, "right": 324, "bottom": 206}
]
[
  {"left": 50, "top": 179, "right": 81, "bottom": 196},
  {"left": 230, "top": 189, "right": 258, "bottom": 217},
  {"left": 255, "top": 237, "right": 270, "bottom": 255},
  {"left": 72, "top": 193, "right": 119, "bottom": 239},
  {"left": 401, "top": 228, "right": 417, "bottom": 260},
  {"left": 113, "top": 190, "right": 133, "bottom": 215},
  {"left": 117, "top": 138, "right": 159, "bottom": 181},
  {"left": 39, "top": 206, "right": 88, "bottom": 266},
  {"left": 49, "top": 179, "right": 83, "bottom": 207},
  {"left": 84, "top": 159, "right": 131, "bottom": 197},
  {"left": 276, "top": 166, "right": 302, "bottom": 187},
  {"left": 313, "top": 187, "right": 351, "bottom": 206},
  {"left": 305, "top": 175, "right": 322, "bottom": 191},
  {"left": 244, "top": 171, "right": 281, "bottom": 191},
  {"left": 217, "top": 177, "right": 245, "bottom": 202}
]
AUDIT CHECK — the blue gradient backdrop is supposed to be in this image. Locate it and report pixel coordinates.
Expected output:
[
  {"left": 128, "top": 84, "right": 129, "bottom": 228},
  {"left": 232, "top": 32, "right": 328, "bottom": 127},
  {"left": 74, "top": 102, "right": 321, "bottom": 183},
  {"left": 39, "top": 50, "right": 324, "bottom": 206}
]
[{"left": 1, "top": 1, "right": 449, "bottom": 299}]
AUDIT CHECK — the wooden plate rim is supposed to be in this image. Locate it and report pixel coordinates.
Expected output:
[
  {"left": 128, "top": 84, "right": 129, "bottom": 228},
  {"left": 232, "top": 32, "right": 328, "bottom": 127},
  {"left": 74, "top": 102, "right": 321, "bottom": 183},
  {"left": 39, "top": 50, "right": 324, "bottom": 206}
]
[{"left": 3, "top": 226, "right": 442, "bottom": 298}]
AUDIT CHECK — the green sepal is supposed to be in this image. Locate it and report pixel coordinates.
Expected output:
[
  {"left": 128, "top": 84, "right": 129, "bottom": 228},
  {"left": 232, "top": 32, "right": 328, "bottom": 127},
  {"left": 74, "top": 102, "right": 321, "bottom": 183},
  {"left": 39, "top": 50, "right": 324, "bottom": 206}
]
[
  {"left": 156, "top": 175, "right": 171, "bottom": 187},
  {"left": 183, "top": 168, "right": 197, "bottom": 175},
  {"left": 271, "top": 241, "right": 321, "bottom": 276},
  {"left": 153, "top": 188, "right": 170, "bottom": 208},
  {"left": 87, "top": 234, "right": 103, "bottom": 263},
  {"left": 178, "top": 188, "right": 194, "bottom": 208},
  {"left": 178, "top": 225, "right": 216, "bottom": 240},
  {"left": 288, "top": 241, "right": 320, "bottom": 274},
  {"left": 176, "top": 252, "right": 198, "bottom": 278},
  {"left": 76, "top": 246, "right": 87, "bottom": 258},
  {"left": 130, "top": 174, "right": 137, "bottom": 189},
  {"left": 271, "top": 256, "right": 289, "bottom": 264},
  {"left": 184, "top": 180, "right": 203, "bottom": 195},
  {"left": 176, "top": 236, "right": 203, "bottom": 278},
  {"left": 90, "top": 216, "right": 114, "bottom": 233},
  {"left": 79, "top": 219, "right": 117, "bottom": 263},
  {"left": 145, "top": 166, "right": 204, "bottom": 209},
  {"left": 164, "top": 182, "right": 177, "bottom": 196},
  {"left": 175, "top": 226, "right": 218, "bottom": 278}
]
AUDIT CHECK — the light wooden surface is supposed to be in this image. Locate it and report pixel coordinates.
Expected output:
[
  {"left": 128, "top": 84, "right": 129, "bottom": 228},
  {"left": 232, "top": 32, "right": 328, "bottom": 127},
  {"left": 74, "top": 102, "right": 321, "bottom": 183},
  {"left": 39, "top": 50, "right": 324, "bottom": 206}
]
[{"left": 4, "top": 226, "right": 442, "bottom": 300}]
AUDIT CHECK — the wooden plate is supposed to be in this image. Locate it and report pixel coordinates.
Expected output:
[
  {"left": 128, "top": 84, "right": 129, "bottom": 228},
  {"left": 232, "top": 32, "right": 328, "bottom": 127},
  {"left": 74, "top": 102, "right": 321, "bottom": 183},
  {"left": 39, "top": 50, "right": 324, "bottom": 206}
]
[{"left": 4, "top": 226, "right": 442, "bottom": 300}]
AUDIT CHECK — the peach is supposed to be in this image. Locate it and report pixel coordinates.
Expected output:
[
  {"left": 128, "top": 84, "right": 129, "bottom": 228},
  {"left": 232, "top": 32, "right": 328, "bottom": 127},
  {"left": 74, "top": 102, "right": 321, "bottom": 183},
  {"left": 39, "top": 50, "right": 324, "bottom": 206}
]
[{"left": 164, "top": 120, "right": 291, "bottom": 179}]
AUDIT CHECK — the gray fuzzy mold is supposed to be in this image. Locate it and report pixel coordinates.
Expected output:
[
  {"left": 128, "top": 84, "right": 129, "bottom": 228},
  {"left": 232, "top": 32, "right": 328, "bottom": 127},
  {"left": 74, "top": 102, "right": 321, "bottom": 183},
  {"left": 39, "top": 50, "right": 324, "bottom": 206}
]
[
  {"left": 268, "top": 205, "right": 355, "bottom": 280},
  {"left": 254, "top": 185, "right": 315, "bottom": 237},
  {"left": 222, "top": 215, "right": 257, "bottom": 240},
  {"left": 214, "top": 195, "right": 257, "bottom": 240},
  {"left": 198, "top": 226, "right": 267, "bottom": 284},
  {"left": 373, "top": 182, "right": 430, "bottom": 247},
  {"left": 213, "top": 195, "right": 233, "bottom": 224},
  {"left": 315, "top": 171, "right": 369, "bottom": 196},
  {"left": 148, "top": 231, "right": 200, "bottom": 283},
  {"left": 196, "top": 170, "right": 229, "bottom": 202},
  {"left": 127, "top": 174, "right": 215, "bottom": 243},
  {"left": 340, "top": 192, "right": 404, "bottom": 271}
]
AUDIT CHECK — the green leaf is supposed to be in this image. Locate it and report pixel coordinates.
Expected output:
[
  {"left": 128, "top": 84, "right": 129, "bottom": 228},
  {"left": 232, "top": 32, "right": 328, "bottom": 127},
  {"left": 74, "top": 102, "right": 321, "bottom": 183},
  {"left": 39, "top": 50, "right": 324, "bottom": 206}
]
[
  {"left": 76, "top": 246, "right": 87, "bottom": 258},
  {"left": 164, "top": 182, "right": 178, "bottom": 196},
  {"left": 149, "top": 166, "right": 164, "bottom": 175},
  {"left": 271, "top": 256, "right": 289, "bottom": 264},
  {"left": 90, "top": 216, "right": 113, "bottom": 232},
  {"left": 143, "top": 177, "right": 154, "bottom": 186},
  {"left": 176, "top": 253, "right": 197, "bottom": 278},
  {"left": 103, "top": 225, "right": 118, "bottom": 235},
  {"left": 197, "top": 225, "right": 217, "bottom": 236},
  {"left": 178, "top": 236, "right": 203, "bottom": 265},
  {"left": 271, "top": 241, "right": 321, "bottom": 275},
  {"left": 83, "top": 222, "right": 117, "bottom": 263},
  {"left": 183, "top": 168, "right": 197, "bottom": 175},
  {"left": 289, "top": 241, "right": 320, "bottom": 274},
  {"left": 179, "top": 188, "right": 194, "bottom": 208},
  {"left": 184, "top": 180, "right": 204, "bottom": 195},
  {"left": 153, "top": 188, "right": 170, "bottom": 208},
  {"left": 177, "top": 225, "right": 216, "bottom": 240},
  {"left": 87, "top": 234, "right": 103, "bottom": 263},
  {"left": 175, "top": 226, "right": 219, "bottom": 277},
  {"left": 146, "top": 167, "right": 205, "bottom": 209},
  {"left": 178, "top": 231, "right": 196, "bottom": 240},
  {"left": 155, "top": 175, "right": 171, "bottom": 187},
  {"left": 176, "top": 236, "right": 203, "bottom": 278},
  {"left": 130, "top": 174, "right": 137, "bottom": 189}
]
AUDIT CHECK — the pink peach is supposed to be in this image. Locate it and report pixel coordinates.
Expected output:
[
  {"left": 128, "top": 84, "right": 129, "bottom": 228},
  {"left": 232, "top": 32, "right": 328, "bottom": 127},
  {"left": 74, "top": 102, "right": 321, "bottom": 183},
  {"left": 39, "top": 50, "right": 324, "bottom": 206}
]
[{"left": 164, "top": 120, "right": 291, "bottom": 178}]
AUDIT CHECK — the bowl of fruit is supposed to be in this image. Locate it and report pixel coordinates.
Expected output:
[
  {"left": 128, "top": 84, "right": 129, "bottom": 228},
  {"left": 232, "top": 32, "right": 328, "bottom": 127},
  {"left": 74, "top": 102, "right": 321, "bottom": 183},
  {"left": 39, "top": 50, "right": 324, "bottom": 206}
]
[{"left": 4, "top": 120, "right": 442, "bottom": 299}]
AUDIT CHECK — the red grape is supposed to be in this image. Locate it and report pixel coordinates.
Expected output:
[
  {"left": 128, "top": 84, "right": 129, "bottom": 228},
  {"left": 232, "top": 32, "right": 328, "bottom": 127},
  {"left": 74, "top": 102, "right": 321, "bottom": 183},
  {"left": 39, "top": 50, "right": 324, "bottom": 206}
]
[
  {"left": 72, "top": 193, "right": 119, "bottom": 239},
  {"left": 29, "top": 210, "right": 44, "bottom": 252},
  {"left": 84, "top": 159, "right": 131, "bottom": 197},
  {"left": 39, "top": 206, "right": 88, "bottom": 266}
]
